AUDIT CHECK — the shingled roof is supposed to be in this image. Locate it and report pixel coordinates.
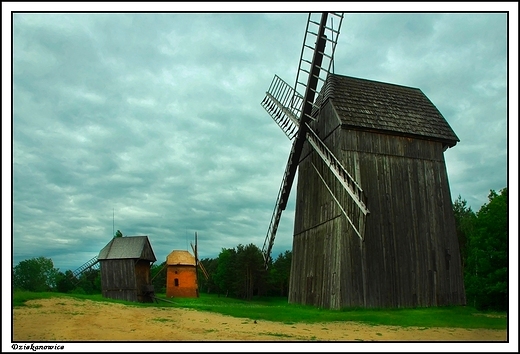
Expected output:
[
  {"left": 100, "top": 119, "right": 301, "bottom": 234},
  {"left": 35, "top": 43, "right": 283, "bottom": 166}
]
[
  {"left": 316, "top": 74, "right": 459, "bottom": 147},
  {"left": 98, "top": 236, "right": 156, "bottom": 262}
]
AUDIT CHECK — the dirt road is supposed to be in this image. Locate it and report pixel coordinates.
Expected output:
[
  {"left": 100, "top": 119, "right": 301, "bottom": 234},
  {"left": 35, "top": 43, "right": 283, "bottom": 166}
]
[{"left": 12, "top": 297, "right": 507, "bottom": 343}]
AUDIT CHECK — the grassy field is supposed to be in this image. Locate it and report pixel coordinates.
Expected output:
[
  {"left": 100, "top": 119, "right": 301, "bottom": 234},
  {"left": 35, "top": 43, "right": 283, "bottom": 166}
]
[{"left": 12, "top": 291, "right": 507, "bottom": 330}]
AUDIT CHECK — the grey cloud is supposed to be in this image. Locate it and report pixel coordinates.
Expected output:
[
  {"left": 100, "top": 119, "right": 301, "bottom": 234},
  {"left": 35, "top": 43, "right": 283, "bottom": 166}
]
[{"left": 10, "top": 12, "right": 509, "bottom": 271}]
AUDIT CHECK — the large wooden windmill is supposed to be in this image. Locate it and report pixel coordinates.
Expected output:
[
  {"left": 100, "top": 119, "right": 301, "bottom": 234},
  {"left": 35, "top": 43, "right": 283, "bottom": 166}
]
[{"left": 260, "top": 12, "right": 466, "bottom": 309}]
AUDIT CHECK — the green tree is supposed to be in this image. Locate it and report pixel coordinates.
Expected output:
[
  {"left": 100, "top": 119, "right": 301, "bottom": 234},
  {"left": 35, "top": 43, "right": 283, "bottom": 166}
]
[
  {"left": 151, "top": 261, "right": 167, "bottom": 293},
  {"left": 235, "top": 244, "right": 264, "bottom": 300},
  {"left": 114, "top": 230, "right": 123, "bottom": 238},
  {"left": 198, "top": 257, "right": 218, "bottom": 294},
  {"left": 13, "top": 257, "right": 59, "bottom": 292},
  {"left": 76, "top": 268, "right": 101, "bottom": 294},
  {"left": 268, "top": 250, "right": 292, "bottom": 297},
  {"left": 55, "top": 270, "right": 76, "bottom": 293},
  {"left": 453, "top": 195, "right": 477, "bottom": 270},
  {"left": 191, "top": 248, "right": 294, "bottom": 299},
  {"left": 214, "top": 248, "right": 237, "bottom": 297},
  {"left": 465, "top": 188, "right": 508, "bottom": 311}
]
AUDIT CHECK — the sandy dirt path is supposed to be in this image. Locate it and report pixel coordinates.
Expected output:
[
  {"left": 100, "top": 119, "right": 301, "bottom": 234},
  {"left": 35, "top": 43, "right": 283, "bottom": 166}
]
[{"left": 12, "top": 298, "right": 507, "bottom": 342}]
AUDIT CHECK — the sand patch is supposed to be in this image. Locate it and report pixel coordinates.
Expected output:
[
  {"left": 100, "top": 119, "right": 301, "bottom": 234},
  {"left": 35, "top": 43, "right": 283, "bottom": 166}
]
[{"left": 12, "top": 298, "right": 507, "bottom": 342}]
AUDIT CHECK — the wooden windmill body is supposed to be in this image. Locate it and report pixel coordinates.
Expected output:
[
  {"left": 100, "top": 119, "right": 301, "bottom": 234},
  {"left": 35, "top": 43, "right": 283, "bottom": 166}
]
[
  {"left": 261, "top": 13, "right": 465, "bottom": 309},
  {"left": 98, "top": 236, "right": 156, "bottom": 303}
]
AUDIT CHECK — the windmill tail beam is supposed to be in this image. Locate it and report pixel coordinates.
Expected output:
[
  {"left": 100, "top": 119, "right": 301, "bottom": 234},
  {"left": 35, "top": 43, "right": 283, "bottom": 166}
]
[
  {"left": 199, "top": 262, "right": 210, "bottom": 280},
  {"left": 191, "top": 242, "right": 210, "bottom": 280},
  {"left": 72, "top": 256, "right": 99, "bottom": 278},
  {"left": 151, "top": 262, "right": 167, "bottom": 281}
]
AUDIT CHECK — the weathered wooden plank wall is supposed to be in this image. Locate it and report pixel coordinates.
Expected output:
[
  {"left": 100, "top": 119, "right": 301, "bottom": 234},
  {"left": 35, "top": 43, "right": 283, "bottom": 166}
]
[
  {"left": 100, "top": 259, "right": 138, "bottom": 302},
  {"left": 290, "top": 101, "right": 465, "bottom": 309},
  {"left": 135, "top": 260, "right": 153, "bottom": 302}
]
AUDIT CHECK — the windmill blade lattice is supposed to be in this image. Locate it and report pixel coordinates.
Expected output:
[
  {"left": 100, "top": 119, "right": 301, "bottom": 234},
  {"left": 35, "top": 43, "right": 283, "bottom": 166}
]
[
  {"left": 293, "top": 12, "right": 344, "bottom": 119},
  {"left": 305, "top": 123, "right": 369, "bottom": 239},
  {"left": 305, "top": 123, "right": 369, "bottom": 216},
  {"left": 261, "top": 13, "right": 344, "bottom": 268},
  {"left": 261, "top": 13, "right": 344, "bottom": 141},
  {"left": 261, "top": 75, "right": 302, "bottom": 139}
]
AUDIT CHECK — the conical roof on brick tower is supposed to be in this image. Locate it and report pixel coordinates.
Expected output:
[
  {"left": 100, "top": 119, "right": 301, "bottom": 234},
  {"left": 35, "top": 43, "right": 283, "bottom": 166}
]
[{"left": 166, "top": 250, "right": 195, "bottom": 266}]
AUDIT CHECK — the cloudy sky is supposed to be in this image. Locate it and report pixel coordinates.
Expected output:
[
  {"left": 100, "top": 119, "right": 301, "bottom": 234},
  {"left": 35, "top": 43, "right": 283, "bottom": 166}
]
[{"left": 5, "top": 3, "right": 516, "bottom": 276}]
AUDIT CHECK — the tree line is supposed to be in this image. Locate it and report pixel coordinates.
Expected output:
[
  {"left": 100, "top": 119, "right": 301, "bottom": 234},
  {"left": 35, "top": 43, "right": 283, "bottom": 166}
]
[
  {"left": 13, "top": 187, "right": 507, "bottom": 310},
  {"left": 453, "top": 187, "right": 508, "bottom": 311},
  {"left": 12, "top": 257, "right": 101, "bottom": 295},
  {"left": 12, "top": 245, "right": 291, "bottom": 300},
  {"left": 150, "top": 244, "right": 291, "bottom": 299}
]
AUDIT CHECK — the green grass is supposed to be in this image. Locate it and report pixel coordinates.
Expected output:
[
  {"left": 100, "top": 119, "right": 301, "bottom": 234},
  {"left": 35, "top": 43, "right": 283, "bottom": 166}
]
[
  {"left": 13, "top": 290, "right": 59, "bottom": 307},
  {"left": 12, "top": 291, "right": 507, "bottom": 330}
]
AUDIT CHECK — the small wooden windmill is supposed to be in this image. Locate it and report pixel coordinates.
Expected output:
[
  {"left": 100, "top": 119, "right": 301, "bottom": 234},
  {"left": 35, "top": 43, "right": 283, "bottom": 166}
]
[{"left": 261, "top": 12, "right": 465, "bottom": 309}]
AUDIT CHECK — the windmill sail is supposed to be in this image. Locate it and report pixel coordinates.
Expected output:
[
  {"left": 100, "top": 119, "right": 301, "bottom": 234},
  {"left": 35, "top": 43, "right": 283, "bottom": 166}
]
[
  {"left": 293, "top": 13, "right": 344, "bottom": 106},
  {"left": 261, "top": 13, "right": 344, "bottom": 268},
  {"left": 261, "top": 75, "right": 302, "bottom": 139},
  {"left": 305, "top": 123, "right": 369, "bottom": 239},
  {"left": 262, "top": 100, "right": 370, "bottom": 242},
  {"left": 263, "top": 89, "right": 370, "bottom": 227},
  {"left": 261, "top": 13, "right": 344, "bottom": 141}
]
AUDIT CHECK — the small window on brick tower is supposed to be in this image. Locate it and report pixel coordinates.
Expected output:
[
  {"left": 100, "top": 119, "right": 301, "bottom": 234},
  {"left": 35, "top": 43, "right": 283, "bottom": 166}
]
[{"left": 174, "top": 279, "right": 179, "bottom": 287}]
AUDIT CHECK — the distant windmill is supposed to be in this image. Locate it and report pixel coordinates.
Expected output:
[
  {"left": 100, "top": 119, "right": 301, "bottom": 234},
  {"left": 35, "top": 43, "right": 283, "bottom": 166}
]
[
  {"left": 260, "top": 12, "right": 465, "bottom": 309},
  {"left": 164, "top": 232, "right": 208, "bottom": 298}
]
